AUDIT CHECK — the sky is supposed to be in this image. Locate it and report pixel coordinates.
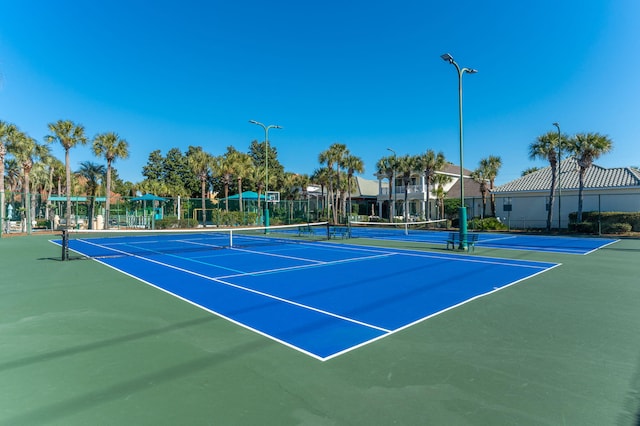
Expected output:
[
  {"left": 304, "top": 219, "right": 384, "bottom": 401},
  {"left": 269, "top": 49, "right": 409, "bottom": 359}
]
[{"left": 1, "top": 0, "right": 639, "bottom": 186}]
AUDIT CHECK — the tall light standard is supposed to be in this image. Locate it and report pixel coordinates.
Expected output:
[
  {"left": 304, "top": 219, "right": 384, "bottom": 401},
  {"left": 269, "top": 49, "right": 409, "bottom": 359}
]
[
  {"left": 249, "top": 120, "right": 282, "bottom": 229},
  {"left": 553, "top": 122, "right": 562, "bottom": 230},
  {"left": 441, "top": 53, "right": 477, "bottom": 249},
  {"left": 387, "top": 148, "right": 396, "bottom": 221}
]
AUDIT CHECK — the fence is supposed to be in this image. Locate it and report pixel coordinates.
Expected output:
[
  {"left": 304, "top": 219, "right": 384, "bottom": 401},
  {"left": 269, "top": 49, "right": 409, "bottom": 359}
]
[
  {"left": 4, "top": 191, "right": 638, "bottom": 235},
  {"left": 0, "top": 192, "right": 329, "bottom": 235}
]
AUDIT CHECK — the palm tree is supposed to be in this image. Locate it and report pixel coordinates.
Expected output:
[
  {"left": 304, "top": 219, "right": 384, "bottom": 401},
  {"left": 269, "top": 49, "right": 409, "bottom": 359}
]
[
  {"left": 93, "top": 132, "right": 129, "bottom": 228},
  {"left": 431, "top": 173, "right": 452, "bottom": 220},
  {"left": 311, "top": 167, "right": 332, "bottom": 220},
  {"left": 77, "top": 161, "right": 106, "bottom": 229},
  {"left": 217, "top": 152, "right": 236, "bottom": 212},
  {"left": 42, "top": 155, "right": 65, "bottom": 220},
  {"left": 319, "top": 143, "right": 348, "bottom": 223},
  {"left": 471, "top": 167, "right": 489, "bottom": 218},
  {"left": 375, "top": 156, "right": 396, "bottom": 221},
  {"left": 344, "top": 154, "right": 364, "bottom": 221},
  {"left": 0, "top": 120, "right": 18, "bottom": 234},
  {"left": 0, "top": 121, "right": 18, "bottom": 232},
  {"left": 530, "top": 132, "right": 564, "bottom": 231},
  {"left": 567, "top": 132, "right": 613, "bottom": 223},
  {"left": 251, "top": 164, "right": 267, "bottom": 214},
  {"left": 187, "top": 147, "right": 213, "bottom": 226},
  {"left": 10, "top": 131, "right": 49, "bottom": 233},
  {"left": 396, "top": 154, "right": 418, "bottom": 222},
  {"left": 45, "top": 120, "right": 88, "bottom": 228},
  {"left": 416, "top": 150, "right": 446, "bottom": 220},
  {"left": 229, "top": 152, "right": 254, "bottom": 214},
  {"left": 482, "top": 155, "right": 502, "bottom": 217}
]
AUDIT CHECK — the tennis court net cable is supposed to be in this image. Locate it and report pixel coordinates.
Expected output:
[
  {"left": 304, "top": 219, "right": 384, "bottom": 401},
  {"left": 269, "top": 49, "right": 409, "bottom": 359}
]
[
  {"left": 348, "top": 219, "right": 447, "bottom": 237},
  {"left": 59, "top": 222, "right": 330, "bottom": 260}
]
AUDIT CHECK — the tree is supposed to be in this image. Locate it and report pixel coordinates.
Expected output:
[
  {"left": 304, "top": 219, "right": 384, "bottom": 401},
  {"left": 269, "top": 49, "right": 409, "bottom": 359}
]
[
  {"left": 344, "top": 154, "right": 364, "bottom": 220},
  {"left": 93, "top": 132, "right": 129, "bottom": 228},
  {"left": 0, "top": 121, "right": 18, "bottom": 233},
  {"left": 375, "top": 156, "right": 396, "bottom": 221},
  {"left": 319, "top": 143, "right": 348, "bottom": 223},
  {"left": 521, "top": 167, "right": 541, "bottom": 176},
  {"left": 566, "top": 132, "right": 613, "bottom": 223},
  {"left": 432, "top": 173, "right": 452, "bottom": 220},
  {"left": 11, "top": 130, "right": 50, "bottom": 233},
  {"left": 396, "top": 154, "right": 418, "bottom": 222},
  {"left": 310, "top": 167, "right": 332, "bottom": 220},
  {"left": 228, "top": 151, "right": 254, "bottom": 214},
  {"left": 42, "top": 154, "right": 65, "bottom": 219},
  {"left": 482, "top": 155, "right": 502, "bottom": 217},
  {"left": 471, "top": 167, "right": 489, "bottom": 218},
  {"left": 416, "top": 150, "right": 446, "bottom": 220},
  {"left": 77, "top": 161, "right": 106, "bottom": 229},
  {"left": 45, "top": 120, "right": 88, "bottom": 228},
  {"left": 249, "top": 139, "right": 285, "bottom": 194},
  {"left": 529, "top": 132, "right": 564, "bottom": 231},
  {"left": 187, "top": 147, "right": 213, "bottom": 226},
  {"left": 217, "top": 149, "right": 236, "bottom": 212},
  {"left": 142, "top": 149, "right": 164, "bottom": 181}
]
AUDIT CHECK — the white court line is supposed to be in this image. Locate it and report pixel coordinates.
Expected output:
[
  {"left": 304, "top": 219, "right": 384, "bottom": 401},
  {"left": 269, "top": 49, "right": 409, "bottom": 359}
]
[
  {"left": 476, "top": 235, "right": 517, "bottom": 244},
  {"left": 217, "top": 252, "right": 397, "bottom": 280},
  {"left": 77, "top": 239, "right": 393, "bottom": 334},
  {"left": 332, "top": 241, "right": 555, "bottom": 270}
]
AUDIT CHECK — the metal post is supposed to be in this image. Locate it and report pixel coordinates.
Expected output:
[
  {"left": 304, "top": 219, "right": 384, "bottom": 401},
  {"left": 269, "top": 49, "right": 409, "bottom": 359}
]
[
  {"left": 249, "top": 120, "right": 282, "bottom": 231},
  {"left": 553, "top": 122, "right": 562, "bottom": 230},
  {"left": 441, "top": 53, "right": 477, "bottom": 249}
]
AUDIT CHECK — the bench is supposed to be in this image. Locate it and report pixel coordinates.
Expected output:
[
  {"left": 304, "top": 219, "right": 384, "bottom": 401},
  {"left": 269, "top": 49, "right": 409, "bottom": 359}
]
[
  {"left": 330, "top": 226, "right": 350, "bottom": 239},
  {"left": 446, "top": 232, "right": 479, "bottom": 252}
]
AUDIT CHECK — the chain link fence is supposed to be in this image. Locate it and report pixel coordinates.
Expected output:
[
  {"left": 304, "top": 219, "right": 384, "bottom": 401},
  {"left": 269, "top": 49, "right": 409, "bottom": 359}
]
[{"left": 1, "top": 192, "right": 328, "bottom": 235}]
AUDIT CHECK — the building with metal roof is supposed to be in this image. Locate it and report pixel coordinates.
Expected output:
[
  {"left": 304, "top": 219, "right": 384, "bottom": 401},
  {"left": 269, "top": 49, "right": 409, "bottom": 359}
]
[{"left": 492, "top": 158, "right": 640, "bottom": 229}]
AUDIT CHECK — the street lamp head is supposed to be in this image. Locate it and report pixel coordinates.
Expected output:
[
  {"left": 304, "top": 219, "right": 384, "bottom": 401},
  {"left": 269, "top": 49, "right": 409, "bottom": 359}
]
[
  {"left": 273, "top": 125, "right": 283, "bottom": 129},
  {"left": 441, "top": 53, "right": 454, "bottom": 63},
  {"left": 466, "top": 68, "right": 478, "bottom": 74},
  {"left": 249, "top": 120, "right": 259, "bottom": 125},
  {"left": 553, "top": 122, "right": 560, "bottom": 128}
]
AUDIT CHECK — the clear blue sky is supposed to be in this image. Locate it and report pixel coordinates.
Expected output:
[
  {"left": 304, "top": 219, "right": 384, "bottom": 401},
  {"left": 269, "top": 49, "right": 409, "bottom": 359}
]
[{"left": 1, "top": 0, "right": 638, "bottom": 186}]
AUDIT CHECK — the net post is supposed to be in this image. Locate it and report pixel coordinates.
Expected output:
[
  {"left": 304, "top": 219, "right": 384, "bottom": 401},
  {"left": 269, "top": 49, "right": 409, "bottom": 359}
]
[
  {"left": 229, "top": 229, "right": 233, "bottom": 248},
  {"left": 61, "top": 229, "right": 69, "bottom": 261}
]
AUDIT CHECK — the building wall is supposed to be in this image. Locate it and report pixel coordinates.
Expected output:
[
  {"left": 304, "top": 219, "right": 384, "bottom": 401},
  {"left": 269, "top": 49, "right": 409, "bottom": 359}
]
[{"left": 494, "top": 189, "right": 640, "bottom": 229}]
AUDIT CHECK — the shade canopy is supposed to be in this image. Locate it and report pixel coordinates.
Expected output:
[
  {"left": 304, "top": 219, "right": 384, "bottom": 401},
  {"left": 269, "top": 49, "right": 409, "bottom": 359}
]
[
  {"left": 131, "top": 194, "right": 168, "bottom": 202},
  {"left": 222, "top": 191, "right": 265, "bottom": 201}
]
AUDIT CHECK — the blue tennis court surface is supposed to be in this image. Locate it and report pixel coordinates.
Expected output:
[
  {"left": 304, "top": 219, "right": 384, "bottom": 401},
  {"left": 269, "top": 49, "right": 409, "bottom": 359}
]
[
  {"left": 56, "top": 233, "right": 558, "bottom": 361},
  {"left": 349, "top": 226, "right": 618, "bottom": 254}
]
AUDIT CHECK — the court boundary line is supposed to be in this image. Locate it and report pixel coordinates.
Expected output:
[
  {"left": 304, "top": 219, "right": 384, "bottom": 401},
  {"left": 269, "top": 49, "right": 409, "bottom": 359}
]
[
  {"left": 54, "top": 238, "right": 560, "bottom": 361},
  {"left": 323, "top": 262, "right": 561, "bottom": 360},
  {"left": 76, "top": 239, "right": 394, "bottom": 332},
  {"left": 349, "top": 230, "right": 619, "bottom": 255},
  {"left": 325, "top": 241, "right": 557, "bottom": 269}
]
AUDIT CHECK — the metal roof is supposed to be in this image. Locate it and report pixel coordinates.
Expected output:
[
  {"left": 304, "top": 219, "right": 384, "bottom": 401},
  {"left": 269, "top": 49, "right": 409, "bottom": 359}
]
[{"left": 493, "top": 158, "right": 640, "bottom": 193}]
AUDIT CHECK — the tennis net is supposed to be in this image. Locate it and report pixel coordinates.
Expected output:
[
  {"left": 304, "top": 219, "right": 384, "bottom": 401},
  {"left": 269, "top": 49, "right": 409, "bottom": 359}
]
[
  {"left": 59, "top": 222, "right": 330, "bottom": 260},
  {"left": 348, "top": 219, "right": 447, "bottom": 238}
]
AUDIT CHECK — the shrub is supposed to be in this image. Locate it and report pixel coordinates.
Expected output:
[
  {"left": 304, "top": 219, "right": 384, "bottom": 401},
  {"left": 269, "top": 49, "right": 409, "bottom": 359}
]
[
  {"left": 568, "top": 221, "right": 595, "bottom": 233},
  {"left": 468, "top": 217, "right": 507, "bottom": 231},
  {"left": 603, "top": 222, "right": 632, "bottom": 234},
  {"left": 155, "top": 218, "right": 198, "bottom": 229}
]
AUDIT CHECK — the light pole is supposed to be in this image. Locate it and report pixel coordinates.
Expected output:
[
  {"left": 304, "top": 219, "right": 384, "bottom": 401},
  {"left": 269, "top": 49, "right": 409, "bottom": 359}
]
[
  {"left": 249, "top": 120, "right": 282, "bottom": 229},
  {"left": 553, "top": 122, "right": 562, "bottom": 230},
  {"left": 441, "top": 53, "right": 477, "bottom": 249},
  {"left": 387, "top": 148, "right": 396, "bottom": 221}
]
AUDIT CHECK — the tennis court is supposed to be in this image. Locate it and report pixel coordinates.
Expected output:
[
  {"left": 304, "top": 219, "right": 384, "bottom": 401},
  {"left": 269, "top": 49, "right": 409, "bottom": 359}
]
[
  {"left": 349, "top": 221, "right": 618, "bottom": 254},
  {"left": 2, "top": 230, "right": 639, "bottom": 425},
  {"left": 54, "top": 226, "right": 557, "bottom": 360}
]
